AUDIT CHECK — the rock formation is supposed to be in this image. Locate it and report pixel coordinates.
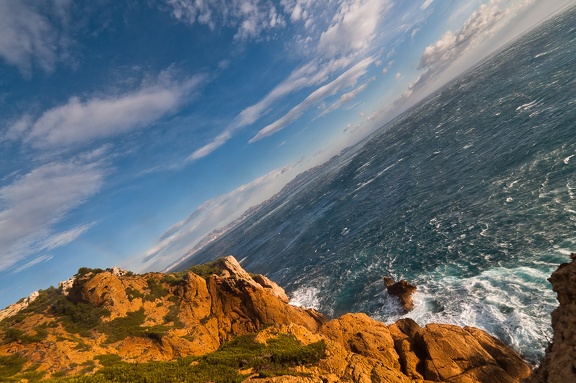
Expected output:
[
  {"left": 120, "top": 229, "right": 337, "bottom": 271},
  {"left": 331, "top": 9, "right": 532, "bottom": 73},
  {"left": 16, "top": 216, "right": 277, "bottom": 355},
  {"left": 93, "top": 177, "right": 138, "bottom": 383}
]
[
  {"left": 0, "top": 291, "right": 39, "bottom": 322},
  {"left": 0, "top": 256, "right": 531, "bottom": 382},
  {"left": 384, "top": 276, "right": 417, "bottom": 312},
  {"left": 525, "top": 253, "right": 576, "bottom": 383}
]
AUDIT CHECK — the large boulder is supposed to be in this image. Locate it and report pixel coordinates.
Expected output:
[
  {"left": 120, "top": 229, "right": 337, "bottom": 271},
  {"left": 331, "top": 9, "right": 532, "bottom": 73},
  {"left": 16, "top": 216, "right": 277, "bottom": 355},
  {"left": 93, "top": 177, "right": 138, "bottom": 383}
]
[{"left": 383, "top": 276, "right": 417, "bottom": 312}]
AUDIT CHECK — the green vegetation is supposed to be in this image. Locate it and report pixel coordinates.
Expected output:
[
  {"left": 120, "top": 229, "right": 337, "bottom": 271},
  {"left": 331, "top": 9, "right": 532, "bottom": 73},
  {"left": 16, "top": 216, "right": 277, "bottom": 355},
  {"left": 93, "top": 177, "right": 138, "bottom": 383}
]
[
  {"left": 0, "top": 354, "right": 27, "bottom": 379},
  {"left": 163, "top": 304, "right": 183, "bottom": 328},
  {"left": 51, "top": 295, "right": 110, "bottom": 337},
  {"left": 75, "top": 268, "right": 105, "bottom": 279},
  {"left": 160, "top": 271, "right": 187, "bottom": 286},
  {"left": 144, "top": 278, "right": 169, "bottom": 302},
  {"left": 187, "top": 259, "right": 224, "bottom": 279},
  {"left": 40, "top": 334, "right": 325, "bottom": 383},
  {"left": 124, "top": 287, "right": 144, "bottom": 301},
  {"left": 1, "top": 326, "right": 48, "bottom": 344}
]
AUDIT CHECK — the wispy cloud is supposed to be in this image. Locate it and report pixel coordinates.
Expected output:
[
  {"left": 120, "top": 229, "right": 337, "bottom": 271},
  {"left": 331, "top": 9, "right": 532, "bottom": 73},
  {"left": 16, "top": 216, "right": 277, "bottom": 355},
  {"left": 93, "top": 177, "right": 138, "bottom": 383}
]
[
  {"left": 187, "top": 56, "right": 354, "bottom": 160},
  {"left": 165, "top": 0, "right": 286, "bottom": 40},
  {"left": 185, "top": 0, "right": 390, "bottom": 160},
  {"left": 11, "top": 255, "right": 53, "bottom": 275},
  {"left": 140, "top": 165, "right": 294, "bottom": 271},
  {"left": 421, "top": 0, "right": 435, "bottom": 11},
  {"left": 250, "top": 57, "right": 375, "bottom": 142},
  {"left": 6, "top": 72, "right": 205, "bottom": 149},
  {"left": 0, "top": 153, "right": 106, "bottom": 272},
  {"left": 0, "top": 0, "right": 73, "bottom": 76}
]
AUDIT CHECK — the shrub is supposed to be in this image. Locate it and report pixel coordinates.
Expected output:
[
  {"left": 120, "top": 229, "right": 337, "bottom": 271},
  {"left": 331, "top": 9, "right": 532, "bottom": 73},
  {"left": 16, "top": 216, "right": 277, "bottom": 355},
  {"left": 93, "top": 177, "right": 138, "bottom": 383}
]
[
  {"left": 163, "top": 304, "right": 183, "bottom": 328},
  {"left": 144, "top": 278, "right": 169, "bottom": 302},
  {"left": 187, "top": 259, "right": 224, "bottom": 279},
  {"left": 101, "top": 309, "right": 146, "bottom": 344},
  {"left": 94, "top": 354, "right": 122, "bottom": 367},
  {"left": 125, "top": 287, "right": 144, "bottom": 301},
  {"left": 0, "top": 353, "right": 26, "bottom": 377},
  {"left": 75, "top": 268, "right": 104, "bottom": 279},
  {"left": 160, "top": 272, "right": 186, "bottom": 286}
]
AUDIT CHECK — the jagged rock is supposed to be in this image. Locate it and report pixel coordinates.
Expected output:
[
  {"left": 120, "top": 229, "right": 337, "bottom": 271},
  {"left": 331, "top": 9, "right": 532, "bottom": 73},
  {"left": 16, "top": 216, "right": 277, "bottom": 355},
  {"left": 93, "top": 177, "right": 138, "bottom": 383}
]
[
  {"left": 383, "top": 276, "right": 417, "bottom": 312},
  {"left": 0, "top": 256, "right": 532, "bottom": 382},
  {"left": 0, "top": 291, "right": 38, "bottom": 322},
  {"left": 526, "top": 254, "right": 576, "bottom": 383}
]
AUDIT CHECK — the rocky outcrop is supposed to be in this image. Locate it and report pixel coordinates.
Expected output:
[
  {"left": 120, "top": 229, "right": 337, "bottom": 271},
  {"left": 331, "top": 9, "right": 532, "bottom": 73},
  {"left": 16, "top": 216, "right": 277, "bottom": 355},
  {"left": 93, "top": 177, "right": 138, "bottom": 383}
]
[
  {"left": 0, "top": 291, "right": 39, "bottom": 322},
  {"left": 0, "top": 256, "right": 531, "bottom": 382},
  {"left": 384, "top": 276, "right": 417, "bottom": 312},
  {"left": 526, "top": 253, "right": 576, "bottom": 383}
]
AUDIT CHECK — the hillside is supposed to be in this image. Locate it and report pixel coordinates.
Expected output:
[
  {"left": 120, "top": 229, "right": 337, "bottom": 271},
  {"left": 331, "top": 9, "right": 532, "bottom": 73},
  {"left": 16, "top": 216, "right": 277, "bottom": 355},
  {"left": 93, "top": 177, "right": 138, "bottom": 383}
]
[{"left": 0, "top": 256, "right": 533, "bottom": 382}]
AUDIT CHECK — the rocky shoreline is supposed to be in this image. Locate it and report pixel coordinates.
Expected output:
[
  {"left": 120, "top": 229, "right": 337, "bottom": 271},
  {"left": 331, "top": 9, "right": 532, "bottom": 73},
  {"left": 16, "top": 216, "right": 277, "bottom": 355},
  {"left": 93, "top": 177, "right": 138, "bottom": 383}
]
[{"left": 0, "top": 255, "right": 573, "bottom": 382}]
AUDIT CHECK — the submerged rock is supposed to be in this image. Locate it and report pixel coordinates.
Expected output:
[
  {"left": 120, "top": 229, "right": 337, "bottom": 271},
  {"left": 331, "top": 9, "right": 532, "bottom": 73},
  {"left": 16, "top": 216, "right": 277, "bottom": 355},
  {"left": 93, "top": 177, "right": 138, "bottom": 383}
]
[{"left": 383, "top": 276, "right": 417, "bottom": 312}]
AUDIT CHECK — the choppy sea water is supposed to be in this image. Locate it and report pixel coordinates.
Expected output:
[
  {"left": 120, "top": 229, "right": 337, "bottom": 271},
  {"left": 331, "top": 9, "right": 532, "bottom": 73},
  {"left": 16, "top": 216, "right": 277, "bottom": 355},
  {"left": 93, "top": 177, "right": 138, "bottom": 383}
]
[{"left": 186, "top": 7, "right": 576, "bottom": 365}]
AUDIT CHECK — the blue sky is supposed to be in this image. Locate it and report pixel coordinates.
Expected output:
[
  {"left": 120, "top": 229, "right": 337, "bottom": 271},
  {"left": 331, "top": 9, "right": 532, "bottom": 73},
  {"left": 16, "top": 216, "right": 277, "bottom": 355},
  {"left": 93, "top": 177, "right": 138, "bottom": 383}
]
[{"left": 0, "top": 0, "right": 572, "bottom": 309}]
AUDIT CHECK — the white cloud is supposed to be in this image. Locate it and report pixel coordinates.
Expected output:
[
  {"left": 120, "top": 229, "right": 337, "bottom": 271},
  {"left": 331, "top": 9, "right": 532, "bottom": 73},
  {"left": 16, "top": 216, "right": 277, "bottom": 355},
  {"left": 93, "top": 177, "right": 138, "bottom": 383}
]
[
  {"left": 184, "top": 0, "right": 390, "bottom": 159},
  {"left": 41, "top": 223, "right": 95, "bottom": 251},
  {"left": 188, "top": 56, "right": 354, "bottom": 160},
  {"left": 165, "top": 0, "right": 286, "bottom": 40},
  {"left": 321, "top": 77, "right": 375, "bottom": 116},
  {"left": 418, "top": 0, "right": 533, "bottom": 70},
  {"left": 250, "top": 57, "right": 374, "bottom": 142},
  {"left": 11, "top": 255, "right": 53, "bottom": 274},
  {"left": 317, "top": 0, "right": 388, "bottom": 58},
  {"left": 8, "top": 73, "right": 204, "bottom": 149},
  {"left": 0, "top": 156, "right": 106, "bottom": 272},
  {"left": 0, "top": 0, "right": 72, "bottom": 75},
  {"left": 421, "top": 0, "right": 435, "bottom": 10},
  {"left": 140, "top": 165, "right": 294, "bottom": 271},
  {"left": 395, "top": 72, "right": 403, "bottom": 81}
]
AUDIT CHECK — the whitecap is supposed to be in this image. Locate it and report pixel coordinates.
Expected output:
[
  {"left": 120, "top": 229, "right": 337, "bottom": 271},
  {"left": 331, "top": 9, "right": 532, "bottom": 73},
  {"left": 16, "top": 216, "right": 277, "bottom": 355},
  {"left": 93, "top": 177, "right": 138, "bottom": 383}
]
[{"left": 289, "top": 286, "right": 321, "bottom": 310}]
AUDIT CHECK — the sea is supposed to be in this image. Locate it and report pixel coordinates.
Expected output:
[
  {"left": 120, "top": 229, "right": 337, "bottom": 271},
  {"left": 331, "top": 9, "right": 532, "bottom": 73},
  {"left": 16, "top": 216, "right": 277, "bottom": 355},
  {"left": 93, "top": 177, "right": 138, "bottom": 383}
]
[{"left": 181, "top": 7, "right": 576, "bottom": 365}]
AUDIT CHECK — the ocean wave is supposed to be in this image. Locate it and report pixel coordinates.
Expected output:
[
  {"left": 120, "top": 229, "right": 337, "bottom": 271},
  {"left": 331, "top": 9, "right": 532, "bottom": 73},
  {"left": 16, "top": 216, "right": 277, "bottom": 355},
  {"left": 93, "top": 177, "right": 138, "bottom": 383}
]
[{"left": 370, "top": 261, "right": 559, "bottom": 365}]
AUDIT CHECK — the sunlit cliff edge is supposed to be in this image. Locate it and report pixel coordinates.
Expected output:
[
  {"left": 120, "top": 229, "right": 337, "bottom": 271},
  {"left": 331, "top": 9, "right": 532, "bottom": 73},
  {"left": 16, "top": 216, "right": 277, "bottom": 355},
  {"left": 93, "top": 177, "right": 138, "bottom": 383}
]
[{"left": 2, "top": 254, "right": 573, "bottom": 382}]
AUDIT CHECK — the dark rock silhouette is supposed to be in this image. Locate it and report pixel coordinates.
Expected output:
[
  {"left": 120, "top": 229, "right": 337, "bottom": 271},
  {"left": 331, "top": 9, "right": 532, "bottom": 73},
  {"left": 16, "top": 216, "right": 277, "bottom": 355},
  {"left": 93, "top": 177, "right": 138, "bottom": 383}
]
[
  {"left": 384, "top": 276, "right": 417, "bottom": 312},
  {"left": 526, "top": 253, "right": 576, "bottom": 383}
]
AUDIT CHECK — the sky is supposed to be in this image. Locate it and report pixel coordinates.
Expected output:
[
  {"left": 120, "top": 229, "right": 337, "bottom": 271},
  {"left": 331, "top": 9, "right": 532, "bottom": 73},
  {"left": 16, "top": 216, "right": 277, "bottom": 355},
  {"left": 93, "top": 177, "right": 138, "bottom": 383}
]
[{"left": 0, "top": 0, "right": 573, "bottom": 309}]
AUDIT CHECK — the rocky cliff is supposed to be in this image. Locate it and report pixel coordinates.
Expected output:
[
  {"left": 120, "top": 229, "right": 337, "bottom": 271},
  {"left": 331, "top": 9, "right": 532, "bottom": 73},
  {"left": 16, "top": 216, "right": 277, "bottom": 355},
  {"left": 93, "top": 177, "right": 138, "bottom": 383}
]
[
  {"left": 0, "top": 256, "right": 531, "bottom": 382},
  {"left": 525, "top": 254, "right": 576, "bottom": 383}
]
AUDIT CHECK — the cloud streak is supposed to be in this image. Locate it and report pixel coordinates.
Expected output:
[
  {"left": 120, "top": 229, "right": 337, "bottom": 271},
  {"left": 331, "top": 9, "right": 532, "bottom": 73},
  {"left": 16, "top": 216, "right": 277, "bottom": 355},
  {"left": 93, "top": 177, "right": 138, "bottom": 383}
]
[
  {"left": 250, "top": 57, "right": 375, "bottom": 142},
  {"left": 185, "top": 0, "right": 389, "bottom": 160},
  {"left": 0, "top": 154, "right": 106, "bottom": 272},
  {"left": 7, "top": 73, "right": 204, "bottom": 150},
  {"left": 140, "top": 165, "right": 294, "bottom": 271}
]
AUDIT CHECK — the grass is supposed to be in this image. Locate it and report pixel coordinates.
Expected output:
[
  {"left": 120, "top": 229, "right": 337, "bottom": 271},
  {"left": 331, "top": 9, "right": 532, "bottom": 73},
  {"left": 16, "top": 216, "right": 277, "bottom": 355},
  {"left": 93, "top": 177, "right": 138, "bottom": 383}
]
[{"left": 39, "top": 333, "right": 326, "bottom": 382}]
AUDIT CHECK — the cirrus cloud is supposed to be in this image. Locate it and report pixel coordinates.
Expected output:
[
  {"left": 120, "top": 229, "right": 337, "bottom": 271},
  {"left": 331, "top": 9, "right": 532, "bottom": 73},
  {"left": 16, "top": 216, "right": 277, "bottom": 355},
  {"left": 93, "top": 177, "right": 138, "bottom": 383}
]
[
  {"left": 0, "top": 154, "right": 106, "bottom": 272},
  {"left": 250, "top": 57, "right": 375, "bottom": 142}
]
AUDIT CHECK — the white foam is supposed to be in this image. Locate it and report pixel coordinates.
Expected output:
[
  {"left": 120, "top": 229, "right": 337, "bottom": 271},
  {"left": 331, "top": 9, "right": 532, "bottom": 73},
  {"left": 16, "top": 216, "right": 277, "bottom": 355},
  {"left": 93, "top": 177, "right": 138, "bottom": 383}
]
[
  {"left": 289, "top": 286, "right": 321, "bottom": 310},
  {"left": 373, "top": 262, "right": 559, "bottom": 364},
  {"left": 564, "top": 154, "right": 574, "bottom": 164},
  {"left": 516, "top": 100, "right": 539, "bottom": 111}
]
